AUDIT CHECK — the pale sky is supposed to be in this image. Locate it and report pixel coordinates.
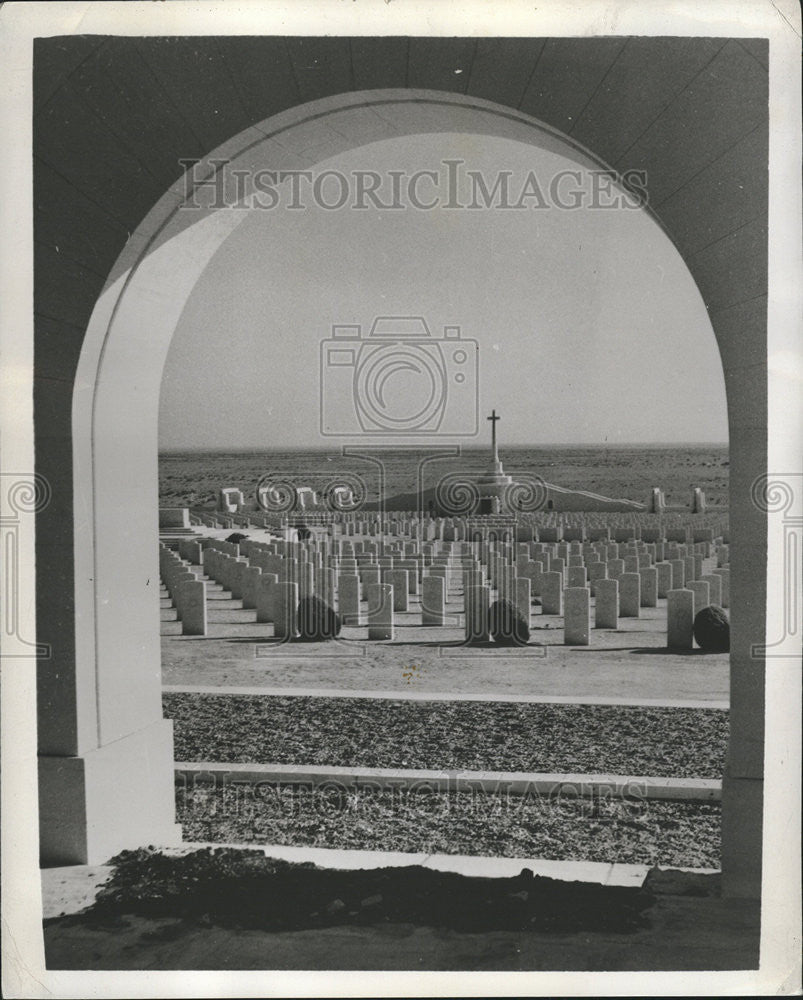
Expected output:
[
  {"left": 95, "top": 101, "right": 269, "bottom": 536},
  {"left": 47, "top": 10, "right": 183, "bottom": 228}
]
[{"left": 159, "top": 133, "right": 728, "bottom": 450}]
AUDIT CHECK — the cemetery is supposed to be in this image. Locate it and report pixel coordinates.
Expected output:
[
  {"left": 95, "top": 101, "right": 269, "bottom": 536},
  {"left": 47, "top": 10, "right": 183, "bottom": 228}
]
[
  {"left": 28, "top": 29, "right": 786, "bottom": 979},
  {"left": 157, "top": 445, "right": 733, "bottom": 878},
  {"left": 37, "top": 482, "right": 741, "bottom": 968}
]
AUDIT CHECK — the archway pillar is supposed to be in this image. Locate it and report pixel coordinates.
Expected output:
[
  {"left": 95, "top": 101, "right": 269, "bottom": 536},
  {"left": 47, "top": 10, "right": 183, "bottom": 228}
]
[
  {"left": 715, "top": 298, "right": 767, "bottom": 900},
  {"left": 38, "top": 721, "right": 180, "bottom": 866}
]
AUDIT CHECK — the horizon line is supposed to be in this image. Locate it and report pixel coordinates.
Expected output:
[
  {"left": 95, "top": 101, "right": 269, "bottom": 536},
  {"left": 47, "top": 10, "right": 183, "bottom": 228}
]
[{"left": 159, "top": 441, "right": 730, "bottom": 454}]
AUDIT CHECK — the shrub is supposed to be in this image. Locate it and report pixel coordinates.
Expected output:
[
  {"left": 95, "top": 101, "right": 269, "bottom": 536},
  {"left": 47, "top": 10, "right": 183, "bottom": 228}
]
[
  {"left": 693, "top": 604, "right": 730, "bottom": 652},
  {"left": 295, "top": 525, "right": 312, "bottom": 541},
  {"left": 489, "top": 598, "right": 530, "bottom": 646},
  {"left": 226, "top": 532, "right": 248, "bottom": 545},
  {"left": 297, "top": 595, "right": 342, "bottom": 641}
]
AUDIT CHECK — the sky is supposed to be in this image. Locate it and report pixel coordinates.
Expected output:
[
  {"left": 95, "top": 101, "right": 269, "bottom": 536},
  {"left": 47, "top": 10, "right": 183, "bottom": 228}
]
[{"left": 159, "top": 133, "right": 728, "bottom": 450}]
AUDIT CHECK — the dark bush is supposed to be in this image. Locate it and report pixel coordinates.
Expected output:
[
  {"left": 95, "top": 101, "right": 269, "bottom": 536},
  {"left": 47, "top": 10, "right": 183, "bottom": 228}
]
[
  {"left": 226, "top": 532, "right": 248, "bottom": 545},
  {"left": 295, "top": 525, "right": 312, "bottom": 541},
  {"left": 489, "top": 598, "right": 530, "bottom": 646},
  {"left": 693, "top": 604, "right": 730, "bottom": 652},
  {"left": 297, "top": 595, "right": 342, "bottom": 641}
]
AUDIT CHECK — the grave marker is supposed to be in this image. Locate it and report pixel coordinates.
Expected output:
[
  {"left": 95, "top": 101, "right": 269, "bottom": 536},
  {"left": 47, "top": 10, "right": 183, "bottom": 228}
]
[
  {"left": 465, "top": 584, "right": 490, "bottom": 642},
  {"left": 701, "top": 573, "right": 722, "bottom": 606},
  {"left": 367, "top": 583, "right": 394, "bottom": 640},
  {"left": 595, "top": 578, "right": 618, "bottom": 629},
  {"left": 564, "top": 587, "right": 590, "bottom": 645},
  {"left": 667, "top": 589, "right": 694, "bottom": 648},
  {"left": 619, "top": 572, "right": 641, "bottom": 617},
  {"left": 273, "top": 582, "right": 299, "bottom": 639},
  {"left": 687, "top": 580, "right": 711, "bottom": 616},
  {"left": 422, "top": 575, "right": 446, "bottom": 626},
  {"left": 541, "top": 571, "right": 563, "bottom": 615},
  {"left": 640, "top": 567, "right": 658, "bottom": 607},
  {"left": 338, "top": 574, "right": 361, "bottom": 625},
  {"left": 656, "top": 561, "right": 672, "bottom": 599}
]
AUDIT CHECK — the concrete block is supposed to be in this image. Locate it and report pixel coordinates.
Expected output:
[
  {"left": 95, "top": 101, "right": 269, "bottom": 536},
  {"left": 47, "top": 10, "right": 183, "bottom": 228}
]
[
  {"left": 564, "top": 587, "right": 590, "bottom": 645},
  {"left": 670, "top": 558, "right": 686, "bottom": 589},
  {"left": 38, "top": 720, "right": 180, "bottom": 866},
  {"left": 688, "top": 580, "right": 711, "bottom": 616},
  {"left": 667, "top": 589, "right": 693, "bottom": 649},
  {"left": 608, "top": 558, "right": 625, "bottom": 580},
  {"left": 595, "top": 578, "right": 618, "bottom": 629},
  {"left": 255, "top": 573, "right": 279, "bottom": 623},
  {"left": 515, "top": 576, "right": 531, "bottom": 624},
  {"left": 465, "top": 584, "right": 490, "bottom": 643},
  {"left": 397, "top": 559, "right": 419, "bottom": 594},
  {"left": 422, "top": 575, "right": 445, "bottom": 626},
  {"left": 241, "top": 565, "right": 262, "bottom": 610},
  {"left": 319, "top": 567, "right": 336, "bottom": 607},
  {"left": 640, "top": 567, "right": 658, "bottom": 607},
  {"left": 619, "top": 573, "right": 641, "bottom": 617},
  {"left": 586, "top": 561, "right": 607, "bottom": 597},
  {"left": 177, "top": 579, "right": 206, "bottom": 635},
  {"left": 273, "top": 582, "right": 299, "bottom": 639},
  {"left": 159, "top": 507, "right": 189, "bottom": 529},
  {"left": 541, "top": 571, "right": 563, "bottom": 616},
  {"left": 367, "top": 583, "right": 394, "bottom": 640},
  {"left": 338, "top": 574, "right": 360, "bottom": 625},
  {"left": 701, "top": 573, "right": 722, "bottom": 606},
  {"left": 229, "top": 559, "right": 248, "bottom": 600},
  {"left": 296, "top": 560, "right": 315, "bottom": 599},
  {"left": 656, "top": 561, "right": 672, "bottom": 598},
  {"left": 388, "top": 570, "right": 409, "bottom": 612}
]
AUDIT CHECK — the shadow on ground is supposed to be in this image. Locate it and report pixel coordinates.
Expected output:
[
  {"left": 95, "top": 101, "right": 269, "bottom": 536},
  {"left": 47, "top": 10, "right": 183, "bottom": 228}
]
[{"left": 43, "top": 848, "right": 759, "bottom": 971}]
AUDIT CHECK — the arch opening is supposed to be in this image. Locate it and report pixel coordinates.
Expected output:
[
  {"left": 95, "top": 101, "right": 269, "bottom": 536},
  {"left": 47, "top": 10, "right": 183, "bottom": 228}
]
[{"left": 45, "top": 90, "right": 751, "bottom": 891}]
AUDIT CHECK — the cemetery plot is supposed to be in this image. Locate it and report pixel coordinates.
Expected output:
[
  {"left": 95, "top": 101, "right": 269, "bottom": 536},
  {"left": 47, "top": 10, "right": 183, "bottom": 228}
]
[
  {"left": 159, "top": 517, "right": 730, "bottom": 699},
  {"left": 160, "top": 512, "right": 730, "bottom": 871},
  {"left": 165, "top": 694, "right": 728, "bottom": 779},
  {"left": 160, "top": 518, "right": 729, "bottom": 651}
]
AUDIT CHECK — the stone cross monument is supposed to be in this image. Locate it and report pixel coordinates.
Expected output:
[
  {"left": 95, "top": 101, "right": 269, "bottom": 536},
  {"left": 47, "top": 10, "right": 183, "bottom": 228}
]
[{"left": 476, "top": 408, "right": 513, "bottom": 512}]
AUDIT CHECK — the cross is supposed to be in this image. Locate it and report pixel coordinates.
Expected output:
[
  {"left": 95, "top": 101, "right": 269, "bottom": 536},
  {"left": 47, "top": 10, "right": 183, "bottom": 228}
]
[{"left": 487, "top": 409, "right": 500, "bottom": 463}]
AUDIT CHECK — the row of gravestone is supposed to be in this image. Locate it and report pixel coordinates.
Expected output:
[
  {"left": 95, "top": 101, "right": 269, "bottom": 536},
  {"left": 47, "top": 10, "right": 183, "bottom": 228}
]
[
  {"left": 163, "top": 536, "right": 729, "bottom": 653},
  {"left": 190, "top": 503, "right": 729, "bottom": 542},
  {"left": 180, "top": 532, "right": 726, "bottom": 571},
  {"left": 177, "top": 530, "right": 731, "bottom": 611}
]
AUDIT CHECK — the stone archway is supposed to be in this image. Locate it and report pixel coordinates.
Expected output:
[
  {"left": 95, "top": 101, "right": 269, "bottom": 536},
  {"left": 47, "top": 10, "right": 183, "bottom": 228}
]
[{"left": 34, "top": 43, "right": 768, "bottom": 900}]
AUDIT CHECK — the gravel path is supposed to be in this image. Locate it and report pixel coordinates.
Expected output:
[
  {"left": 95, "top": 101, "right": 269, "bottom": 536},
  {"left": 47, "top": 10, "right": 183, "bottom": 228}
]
[
  {"left": 177, "top": 784, "right": 721, "bottom": 869},
  {"left": 164, "top": 694, "right": 727, "bottom": 779}
]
